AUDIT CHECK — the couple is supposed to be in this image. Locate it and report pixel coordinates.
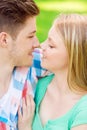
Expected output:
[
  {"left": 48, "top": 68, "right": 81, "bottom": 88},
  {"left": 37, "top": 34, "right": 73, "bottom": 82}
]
[{"left": 0, "top": 0, "right": 87, "bottom": 130}]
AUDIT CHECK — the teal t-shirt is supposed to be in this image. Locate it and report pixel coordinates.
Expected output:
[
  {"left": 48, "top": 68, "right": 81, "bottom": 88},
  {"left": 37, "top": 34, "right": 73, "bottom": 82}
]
[{"left": 32, "top": 74, "right": 87, "bottom": 130}]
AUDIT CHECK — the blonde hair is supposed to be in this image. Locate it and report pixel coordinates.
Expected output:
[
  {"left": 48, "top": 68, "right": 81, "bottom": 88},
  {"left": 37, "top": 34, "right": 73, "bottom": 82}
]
[{"left": 54, "top": 14, "right": 87, "bottom": 91}]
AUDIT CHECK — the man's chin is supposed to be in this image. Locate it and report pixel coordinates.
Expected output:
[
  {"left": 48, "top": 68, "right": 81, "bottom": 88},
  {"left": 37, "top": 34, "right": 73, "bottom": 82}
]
[
  {"left": 17, "top": 62, "right": 33, "bottom": 67},
  {"left": 25, "top": 61, "right": 33, "bottom": 67}
]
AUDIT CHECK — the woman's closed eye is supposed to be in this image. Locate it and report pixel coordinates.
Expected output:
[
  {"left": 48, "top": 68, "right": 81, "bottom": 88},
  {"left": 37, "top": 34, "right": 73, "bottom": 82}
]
[{"left": 49, "top": 44, "right": 54, "bottom": 48}]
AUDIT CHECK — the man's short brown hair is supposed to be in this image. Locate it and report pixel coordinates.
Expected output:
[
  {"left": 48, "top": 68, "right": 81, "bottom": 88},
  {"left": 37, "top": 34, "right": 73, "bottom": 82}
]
[{"left": 0, "top": 0, "right": 39, "bottom": 37}]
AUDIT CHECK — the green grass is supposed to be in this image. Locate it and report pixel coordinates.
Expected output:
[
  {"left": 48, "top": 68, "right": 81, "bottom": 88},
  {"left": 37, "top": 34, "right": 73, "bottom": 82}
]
[{"left": 35, "top": 0, "right": 87, "bottom": 42}]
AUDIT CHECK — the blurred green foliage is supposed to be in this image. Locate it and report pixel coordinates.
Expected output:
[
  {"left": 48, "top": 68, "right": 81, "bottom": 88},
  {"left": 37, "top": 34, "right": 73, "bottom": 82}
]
[{"left": 35, "top": 0, "right": 87, "bottom": 42}]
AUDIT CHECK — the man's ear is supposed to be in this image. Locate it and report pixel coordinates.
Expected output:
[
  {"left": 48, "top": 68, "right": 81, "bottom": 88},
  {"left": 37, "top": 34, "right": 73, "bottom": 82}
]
[{"left": 0, "top": 32, "right": 8, "bottom": 48}]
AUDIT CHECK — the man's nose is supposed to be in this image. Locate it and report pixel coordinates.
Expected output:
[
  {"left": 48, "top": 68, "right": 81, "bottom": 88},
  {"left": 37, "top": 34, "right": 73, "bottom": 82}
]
[{"left": 33, "top": 37, "right": 40, "bottom": 48}]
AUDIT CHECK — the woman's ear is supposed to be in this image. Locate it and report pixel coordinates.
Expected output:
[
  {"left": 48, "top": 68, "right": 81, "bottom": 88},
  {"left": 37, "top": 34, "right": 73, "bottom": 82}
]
[{"left": 0, "top": 32, "right": 8, "bottom": 48}]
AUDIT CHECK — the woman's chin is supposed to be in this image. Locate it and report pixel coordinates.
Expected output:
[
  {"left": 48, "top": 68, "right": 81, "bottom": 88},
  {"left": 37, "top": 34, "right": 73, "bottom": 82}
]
[{"left": 41, "top": 62, "right": 48, "bottom": 70}]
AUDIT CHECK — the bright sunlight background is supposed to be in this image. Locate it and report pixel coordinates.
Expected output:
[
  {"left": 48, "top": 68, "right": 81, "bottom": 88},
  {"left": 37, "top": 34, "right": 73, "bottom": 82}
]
[{"left": 35, "top": 0, "right": 87, "bottom": 42}]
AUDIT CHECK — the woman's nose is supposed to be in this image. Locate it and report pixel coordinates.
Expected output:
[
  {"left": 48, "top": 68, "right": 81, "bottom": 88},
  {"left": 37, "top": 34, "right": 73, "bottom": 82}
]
[{"left": 40, "top": 42, "right": 46, "bottom": 50}]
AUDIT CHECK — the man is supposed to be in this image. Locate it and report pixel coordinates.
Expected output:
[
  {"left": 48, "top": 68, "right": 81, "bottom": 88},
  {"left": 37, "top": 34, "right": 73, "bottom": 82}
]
[{"left": 0, "top": 0, "right": 44, "bottom": 129}]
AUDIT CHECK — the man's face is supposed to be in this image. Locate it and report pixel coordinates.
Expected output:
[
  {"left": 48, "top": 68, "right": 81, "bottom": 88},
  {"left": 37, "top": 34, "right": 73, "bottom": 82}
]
[{"left": 9, "top": 17, "right": 39, "bottom": 67}]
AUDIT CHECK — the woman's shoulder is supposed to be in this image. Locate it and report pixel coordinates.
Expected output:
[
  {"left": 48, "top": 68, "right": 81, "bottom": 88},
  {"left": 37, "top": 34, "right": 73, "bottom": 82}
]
[
  {"left": 70, "top": 94, "right": 87, "bottom": 128},
  {"left": 76, "top": 94, "right": 87, "bottom": 108}
]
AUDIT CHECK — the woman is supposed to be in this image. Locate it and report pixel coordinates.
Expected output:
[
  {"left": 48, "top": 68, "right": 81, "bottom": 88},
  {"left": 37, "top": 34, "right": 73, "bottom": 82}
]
[{"left": 32, "top": 14, "right": 87, "bottom": 130}]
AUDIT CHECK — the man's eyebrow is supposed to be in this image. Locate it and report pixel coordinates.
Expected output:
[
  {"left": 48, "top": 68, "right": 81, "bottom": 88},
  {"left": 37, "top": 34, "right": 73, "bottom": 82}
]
[{"left": 29, "top": 30, "right": 36, "bottom": 34}]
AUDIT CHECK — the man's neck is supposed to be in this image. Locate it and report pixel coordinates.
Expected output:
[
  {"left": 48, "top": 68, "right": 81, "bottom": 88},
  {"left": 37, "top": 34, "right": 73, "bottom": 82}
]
[{"left": 0, "top": 64, "right": 14, "bottom": 98}]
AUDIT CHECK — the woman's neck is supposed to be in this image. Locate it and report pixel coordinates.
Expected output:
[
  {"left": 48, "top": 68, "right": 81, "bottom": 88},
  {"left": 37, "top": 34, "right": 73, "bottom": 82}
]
[{"left": 52, "top": 69, "right": 69, "bottom": 93}]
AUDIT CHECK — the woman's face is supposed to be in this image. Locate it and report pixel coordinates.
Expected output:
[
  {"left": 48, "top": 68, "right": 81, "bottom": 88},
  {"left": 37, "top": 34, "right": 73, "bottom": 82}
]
[{"left": 41, "top": 25, "right": 69, "bottom": 73}]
